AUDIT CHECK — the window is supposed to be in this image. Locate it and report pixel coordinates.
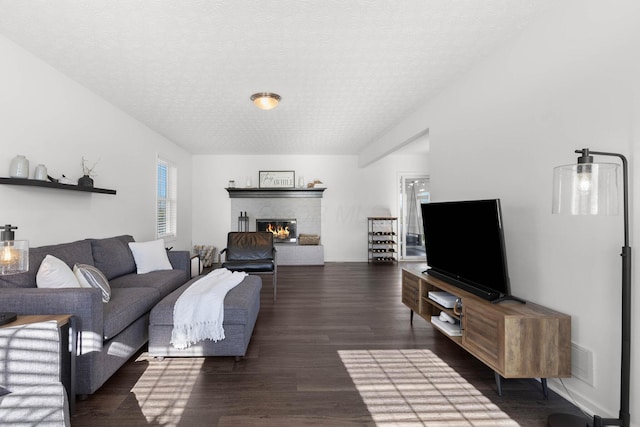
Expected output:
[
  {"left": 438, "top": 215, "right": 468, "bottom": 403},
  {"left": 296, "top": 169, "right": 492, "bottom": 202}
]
[{"left": 157, "top": 157, "right": 177, "bottom": 240}]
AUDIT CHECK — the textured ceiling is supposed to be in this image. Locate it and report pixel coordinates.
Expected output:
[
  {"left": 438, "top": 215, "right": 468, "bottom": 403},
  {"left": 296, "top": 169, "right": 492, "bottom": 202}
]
[{"left": 0, "top": 1, "right": 551, "bottom": 155}]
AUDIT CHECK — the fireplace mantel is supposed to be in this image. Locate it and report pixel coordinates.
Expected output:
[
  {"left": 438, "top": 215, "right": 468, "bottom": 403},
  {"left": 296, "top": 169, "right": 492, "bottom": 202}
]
[{"left": 226, "top": 188, "right": 326, "bottom": 198}]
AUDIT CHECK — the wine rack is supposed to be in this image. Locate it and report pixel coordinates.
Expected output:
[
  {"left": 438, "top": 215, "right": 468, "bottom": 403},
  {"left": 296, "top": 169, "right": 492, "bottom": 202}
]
[{"left": 368, "top": 217, "right": 398, "bottom": 264}]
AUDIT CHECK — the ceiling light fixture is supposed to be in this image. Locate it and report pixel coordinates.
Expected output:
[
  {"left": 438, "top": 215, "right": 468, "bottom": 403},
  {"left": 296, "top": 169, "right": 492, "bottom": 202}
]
[{"left": 250, "top": 92, "right": 281, "bottom": 110}]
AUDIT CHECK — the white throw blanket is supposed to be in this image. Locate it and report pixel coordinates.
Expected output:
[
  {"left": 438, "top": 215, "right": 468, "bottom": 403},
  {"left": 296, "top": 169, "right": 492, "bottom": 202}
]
[{"left": 170, "top": 268, "right": 248, "bottom": 349}]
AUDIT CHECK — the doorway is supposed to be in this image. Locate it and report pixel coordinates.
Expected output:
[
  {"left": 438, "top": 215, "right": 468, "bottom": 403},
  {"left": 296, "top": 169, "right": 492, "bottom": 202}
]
[{"left": 398, "top": 175, "right": 429, "bottom": 260}]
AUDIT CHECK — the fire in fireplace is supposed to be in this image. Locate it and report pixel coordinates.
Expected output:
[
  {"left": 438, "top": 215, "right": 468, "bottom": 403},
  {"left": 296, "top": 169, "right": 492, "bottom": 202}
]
[{"left": 256, "top": 219, "right": 297, "bottom": 243}]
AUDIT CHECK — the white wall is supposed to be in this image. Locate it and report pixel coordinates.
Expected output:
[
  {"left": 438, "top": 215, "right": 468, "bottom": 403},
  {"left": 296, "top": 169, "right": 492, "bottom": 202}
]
[
  {"left": 380, "top": 0, "right": 639, "bottom": 424},
  {"left": 0, "top": 35, "right": 193, "bottom": 249},
  {"left": 192, "top": 153, "right": 428, "bottom": 261}
]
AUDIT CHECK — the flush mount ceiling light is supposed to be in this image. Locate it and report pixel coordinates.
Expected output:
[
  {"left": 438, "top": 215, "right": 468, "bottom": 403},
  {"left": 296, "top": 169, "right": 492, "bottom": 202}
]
[{"left": 250, "top": 92, "right": 281, "bottom": 110}]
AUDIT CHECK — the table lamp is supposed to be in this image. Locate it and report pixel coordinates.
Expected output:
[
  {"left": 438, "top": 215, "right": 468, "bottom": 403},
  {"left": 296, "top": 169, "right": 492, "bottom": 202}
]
[{"left": 0, "top": 224, "right": 29, "bottom": 325}]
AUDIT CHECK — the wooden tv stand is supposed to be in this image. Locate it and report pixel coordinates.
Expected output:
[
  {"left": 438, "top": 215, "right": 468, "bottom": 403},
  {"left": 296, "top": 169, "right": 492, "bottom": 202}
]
[{"left": 402, "top": 265, "right": 571, "bottom": 396}]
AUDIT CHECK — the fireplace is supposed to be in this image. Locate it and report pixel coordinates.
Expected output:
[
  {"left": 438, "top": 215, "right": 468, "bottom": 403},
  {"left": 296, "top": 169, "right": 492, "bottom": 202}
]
[{"left": 256, "top": 219, "right": 297, "bottom": 243}]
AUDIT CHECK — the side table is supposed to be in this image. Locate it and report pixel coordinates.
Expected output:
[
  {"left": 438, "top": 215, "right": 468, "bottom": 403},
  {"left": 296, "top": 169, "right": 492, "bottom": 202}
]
[{"left": 1, "top": 315, "right": 78, "bottom": 413}]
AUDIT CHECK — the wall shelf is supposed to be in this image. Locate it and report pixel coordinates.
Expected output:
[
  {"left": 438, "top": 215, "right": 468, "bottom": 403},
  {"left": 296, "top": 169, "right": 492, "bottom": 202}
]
[
  {"left": 0, "top": 177, "right": 116, "bottom": 195},
  {"left": 226, "top": 187, "right": 325, "bottom": 198}
]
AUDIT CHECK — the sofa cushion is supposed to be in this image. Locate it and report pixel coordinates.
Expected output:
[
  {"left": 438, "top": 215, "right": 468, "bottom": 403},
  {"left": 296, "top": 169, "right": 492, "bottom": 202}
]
[
  {"left": 109, "top": 269, "right": 188, "bottom": 299},
  {"left": 36, "top": 255, "right": 83, "bottom": 289},
  {"left": 89, "top": 235, "right": 136, "bottom": 280},
  {"left": 0, "top": 240, "right": 94, "bottom": 289},
  {"left": 222, "top": 260, "right": 275, "bottom": 272},
  {"left": 128, "top": 239, "right": 173, "bottom": 274},
  {"left": 103, "top": 287, "right": 160, "bottom": 340},
  {"left": 74, "top": 264, "right": 111, "bottom": 303},
  {"left": 150, "top": 275, "right": 262, "bottom": 326}
]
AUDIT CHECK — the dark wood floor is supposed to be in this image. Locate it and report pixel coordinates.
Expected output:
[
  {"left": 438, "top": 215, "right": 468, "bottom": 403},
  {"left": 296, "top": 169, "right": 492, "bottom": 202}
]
[{"left": 71, "top": 263, "right": 585, "bottom": 426}]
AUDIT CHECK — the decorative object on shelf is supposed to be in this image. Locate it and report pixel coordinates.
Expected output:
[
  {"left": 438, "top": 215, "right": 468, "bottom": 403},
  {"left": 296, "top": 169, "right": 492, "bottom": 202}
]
[
  {"left": 298, "top": 176, "right": 305, "bottom": 188},
  {"left": 1, "top": 224, "right": 29, "bottom": 276},
  {"left": 79, "top": 156, "right": 98, "bottom": 187},
  {"left": 298, "top": 234, "right": 320, "bottom": 245},
  {"left": 77, "top": 175, "right": 93, "bottom": 187},
  {"left": 228, "top": 180, "right": 236, "bottom": 188},
  {"left": 246, "top": 176, "right": 253, "bottom": 187},
  {"left": 549, "top": 148, "right": 632, "bottom": 427},
  {"left": 250, "top": 92, "right": 281, "bottom": 110},
  {"left": 78, "top": 175, "right": 94, "bottom": 187},
  {"left": 34, "top": 164, "right": 48, "bottom": 181},
  {"left": 58, "top": 175, "right": 75, "bottom": 185},
  {"left": 307, "top": 179, "right": 326, "bottom": 189},
  {"left": 9, "top": 155, "right": 29, "bottom": 178},
  {"left": 259, "top": 170, "right": 295, "bottom": 188}
]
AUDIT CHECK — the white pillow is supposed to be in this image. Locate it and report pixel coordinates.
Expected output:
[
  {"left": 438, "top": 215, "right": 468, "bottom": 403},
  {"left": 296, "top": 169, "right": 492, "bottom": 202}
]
[
  {"left": 36, "top": 255, "right": 83, "bottom": 289},
  {"left": 128, "top": 239, "right": 173, "bottom": 274},
  {"left": 74, "top": 264, "right": 111, "bottom": 303}
]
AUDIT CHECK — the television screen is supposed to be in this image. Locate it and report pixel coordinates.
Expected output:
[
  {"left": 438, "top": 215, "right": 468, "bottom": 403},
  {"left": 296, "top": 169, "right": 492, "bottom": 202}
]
[{"left": 421, "top": 199, "right": 510, "bottom": 301}]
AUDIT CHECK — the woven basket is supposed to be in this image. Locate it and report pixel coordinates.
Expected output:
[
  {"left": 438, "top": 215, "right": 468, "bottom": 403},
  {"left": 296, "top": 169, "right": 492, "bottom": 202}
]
[{"left": 298, "top": 234, "right": 320, "bottom": 245}]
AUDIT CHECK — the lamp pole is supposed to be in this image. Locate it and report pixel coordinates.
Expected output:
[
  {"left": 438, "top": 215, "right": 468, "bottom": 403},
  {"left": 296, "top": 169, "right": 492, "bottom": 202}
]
[
  {"left": 549, "top": 149, "right": 631, "bottom": 427},
  {"left": 589, "top": 151, "right": 630, "bottom": 427}
]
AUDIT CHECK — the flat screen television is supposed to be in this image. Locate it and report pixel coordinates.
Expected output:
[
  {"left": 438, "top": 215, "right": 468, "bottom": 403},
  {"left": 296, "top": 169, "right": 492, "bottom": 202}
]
[{"left": 421, "top": 199, "right": 514, "bottom": 302}]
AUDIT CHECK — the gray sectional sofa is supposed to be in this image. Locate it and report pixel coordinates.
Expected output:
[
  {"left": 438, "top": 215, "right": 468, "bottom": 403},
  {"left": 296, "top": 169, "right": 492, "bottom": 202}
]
[{"left": 0, "top": 235, "right": 191, "bottom": 396}]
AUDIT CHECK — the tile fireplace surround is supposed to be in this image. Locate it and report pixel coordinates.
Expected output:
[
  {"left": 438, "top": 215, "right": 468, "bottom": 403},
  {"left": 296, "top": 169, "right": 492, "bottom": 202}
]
[{"left": 226, "top": 188, "right": 325, "bottom": 265}]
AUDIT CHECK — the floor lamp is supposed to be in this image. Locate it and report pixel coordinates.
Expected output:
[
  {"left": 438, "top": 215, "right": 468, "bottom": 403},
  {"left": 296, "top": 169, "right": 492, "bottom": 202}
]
[{"left": 549, "top": 149, "right": 631, "bottom": 427}]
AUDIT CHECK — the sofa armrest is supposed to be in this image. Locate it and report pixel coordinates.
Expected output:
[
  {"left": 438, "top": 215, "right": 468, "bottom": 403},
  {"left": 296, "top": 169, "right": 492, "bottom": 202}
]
[
  {"left": 0, "top": 288, "right": 103, "bottom": 355},
  {"left": 168, "top": 250, "right": 190, "bottom": 273}
]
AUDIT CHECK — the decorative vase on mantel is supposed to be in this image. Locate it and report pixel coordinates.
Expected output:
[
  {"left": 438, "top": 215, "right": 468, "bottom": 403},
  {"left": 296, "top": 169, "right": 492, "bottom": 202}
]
[{"left": 78, "top": 175, "right": 94, "bottom": 187}]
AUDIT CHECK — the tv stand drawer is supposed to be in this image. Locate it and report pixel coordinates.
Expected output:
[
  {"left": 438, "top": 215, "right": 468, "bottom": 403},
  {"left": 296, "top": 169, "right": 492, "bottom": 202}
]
[{"left": 463, "top": 305, "right": 503, "bottom": 372}]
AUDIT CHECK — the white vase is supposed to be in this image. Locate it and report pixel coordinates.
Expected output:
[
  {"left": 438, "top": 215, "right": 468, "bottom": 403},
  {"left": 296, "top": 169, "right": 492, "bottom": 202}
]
[
  {"left": 9, "top": 155, "right": 29, "bottom": 178},
  {"left": 34, "top": 164, "right": 48, "bottom": 181}
]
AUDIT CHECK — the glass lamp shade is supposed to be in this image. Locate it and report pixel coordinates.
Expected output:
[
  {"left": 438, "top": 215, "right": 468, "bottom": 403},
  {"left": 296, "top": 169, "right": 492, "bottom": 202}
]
[
  {"left": 0, "top": 240, "right": 29, "bottom": 275},
  {"left": 250, "top": 93, "right": 280, "bottom": 110},
  {"left": 552, "top": 162, "right": 620, "bottom": 215}
]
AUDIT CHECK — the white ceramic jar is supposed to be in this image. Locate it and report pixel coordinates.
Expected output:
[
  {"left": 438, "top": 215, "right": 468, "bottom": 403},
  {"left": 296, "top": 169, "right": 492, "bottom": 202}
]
[
  {"left": 34, "top": 164, "right": 48, "bottom": 181},
  {"left": 9, "top": 155, "right": 29, "bottom": 178}
]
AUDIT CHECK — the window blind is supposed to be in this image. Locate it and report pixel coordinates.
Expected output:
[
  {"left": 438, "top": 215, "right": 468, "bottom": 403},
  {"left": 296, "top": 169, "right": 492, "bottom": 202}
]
[{"left": 157, "top": 158, "right": 177, "bottom": 239}]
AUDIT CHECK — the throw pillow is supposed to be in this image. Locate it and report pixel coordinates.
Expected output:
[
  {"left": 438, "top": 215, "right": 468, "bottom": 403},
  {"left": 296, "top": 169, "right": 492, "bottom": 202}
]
[
  {"left": 36, "top": 255, "right": 83, "bottom": 289},
  {"left": 128, "top": 239, "right": 173, "bottom": 274},
  {"left": 74, "top": 264, "right": 111, "bottom": 303}
]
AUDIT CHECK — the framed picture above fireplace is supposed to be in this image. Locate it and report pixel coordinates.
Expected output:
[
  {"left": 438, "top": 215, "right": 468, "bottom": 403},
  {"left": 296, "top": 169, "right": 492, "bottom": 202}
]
[{"left": 259, "top": 170, "right": 295, "bottom": 188}]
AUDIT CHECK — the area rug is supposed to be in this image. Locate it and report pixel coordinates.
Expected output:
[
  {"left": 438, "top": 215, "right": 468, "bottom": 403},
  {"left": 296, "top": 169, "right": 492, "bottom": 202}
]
[{"left": 338, "top": 349, "right": 519, "bottom": 427}]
